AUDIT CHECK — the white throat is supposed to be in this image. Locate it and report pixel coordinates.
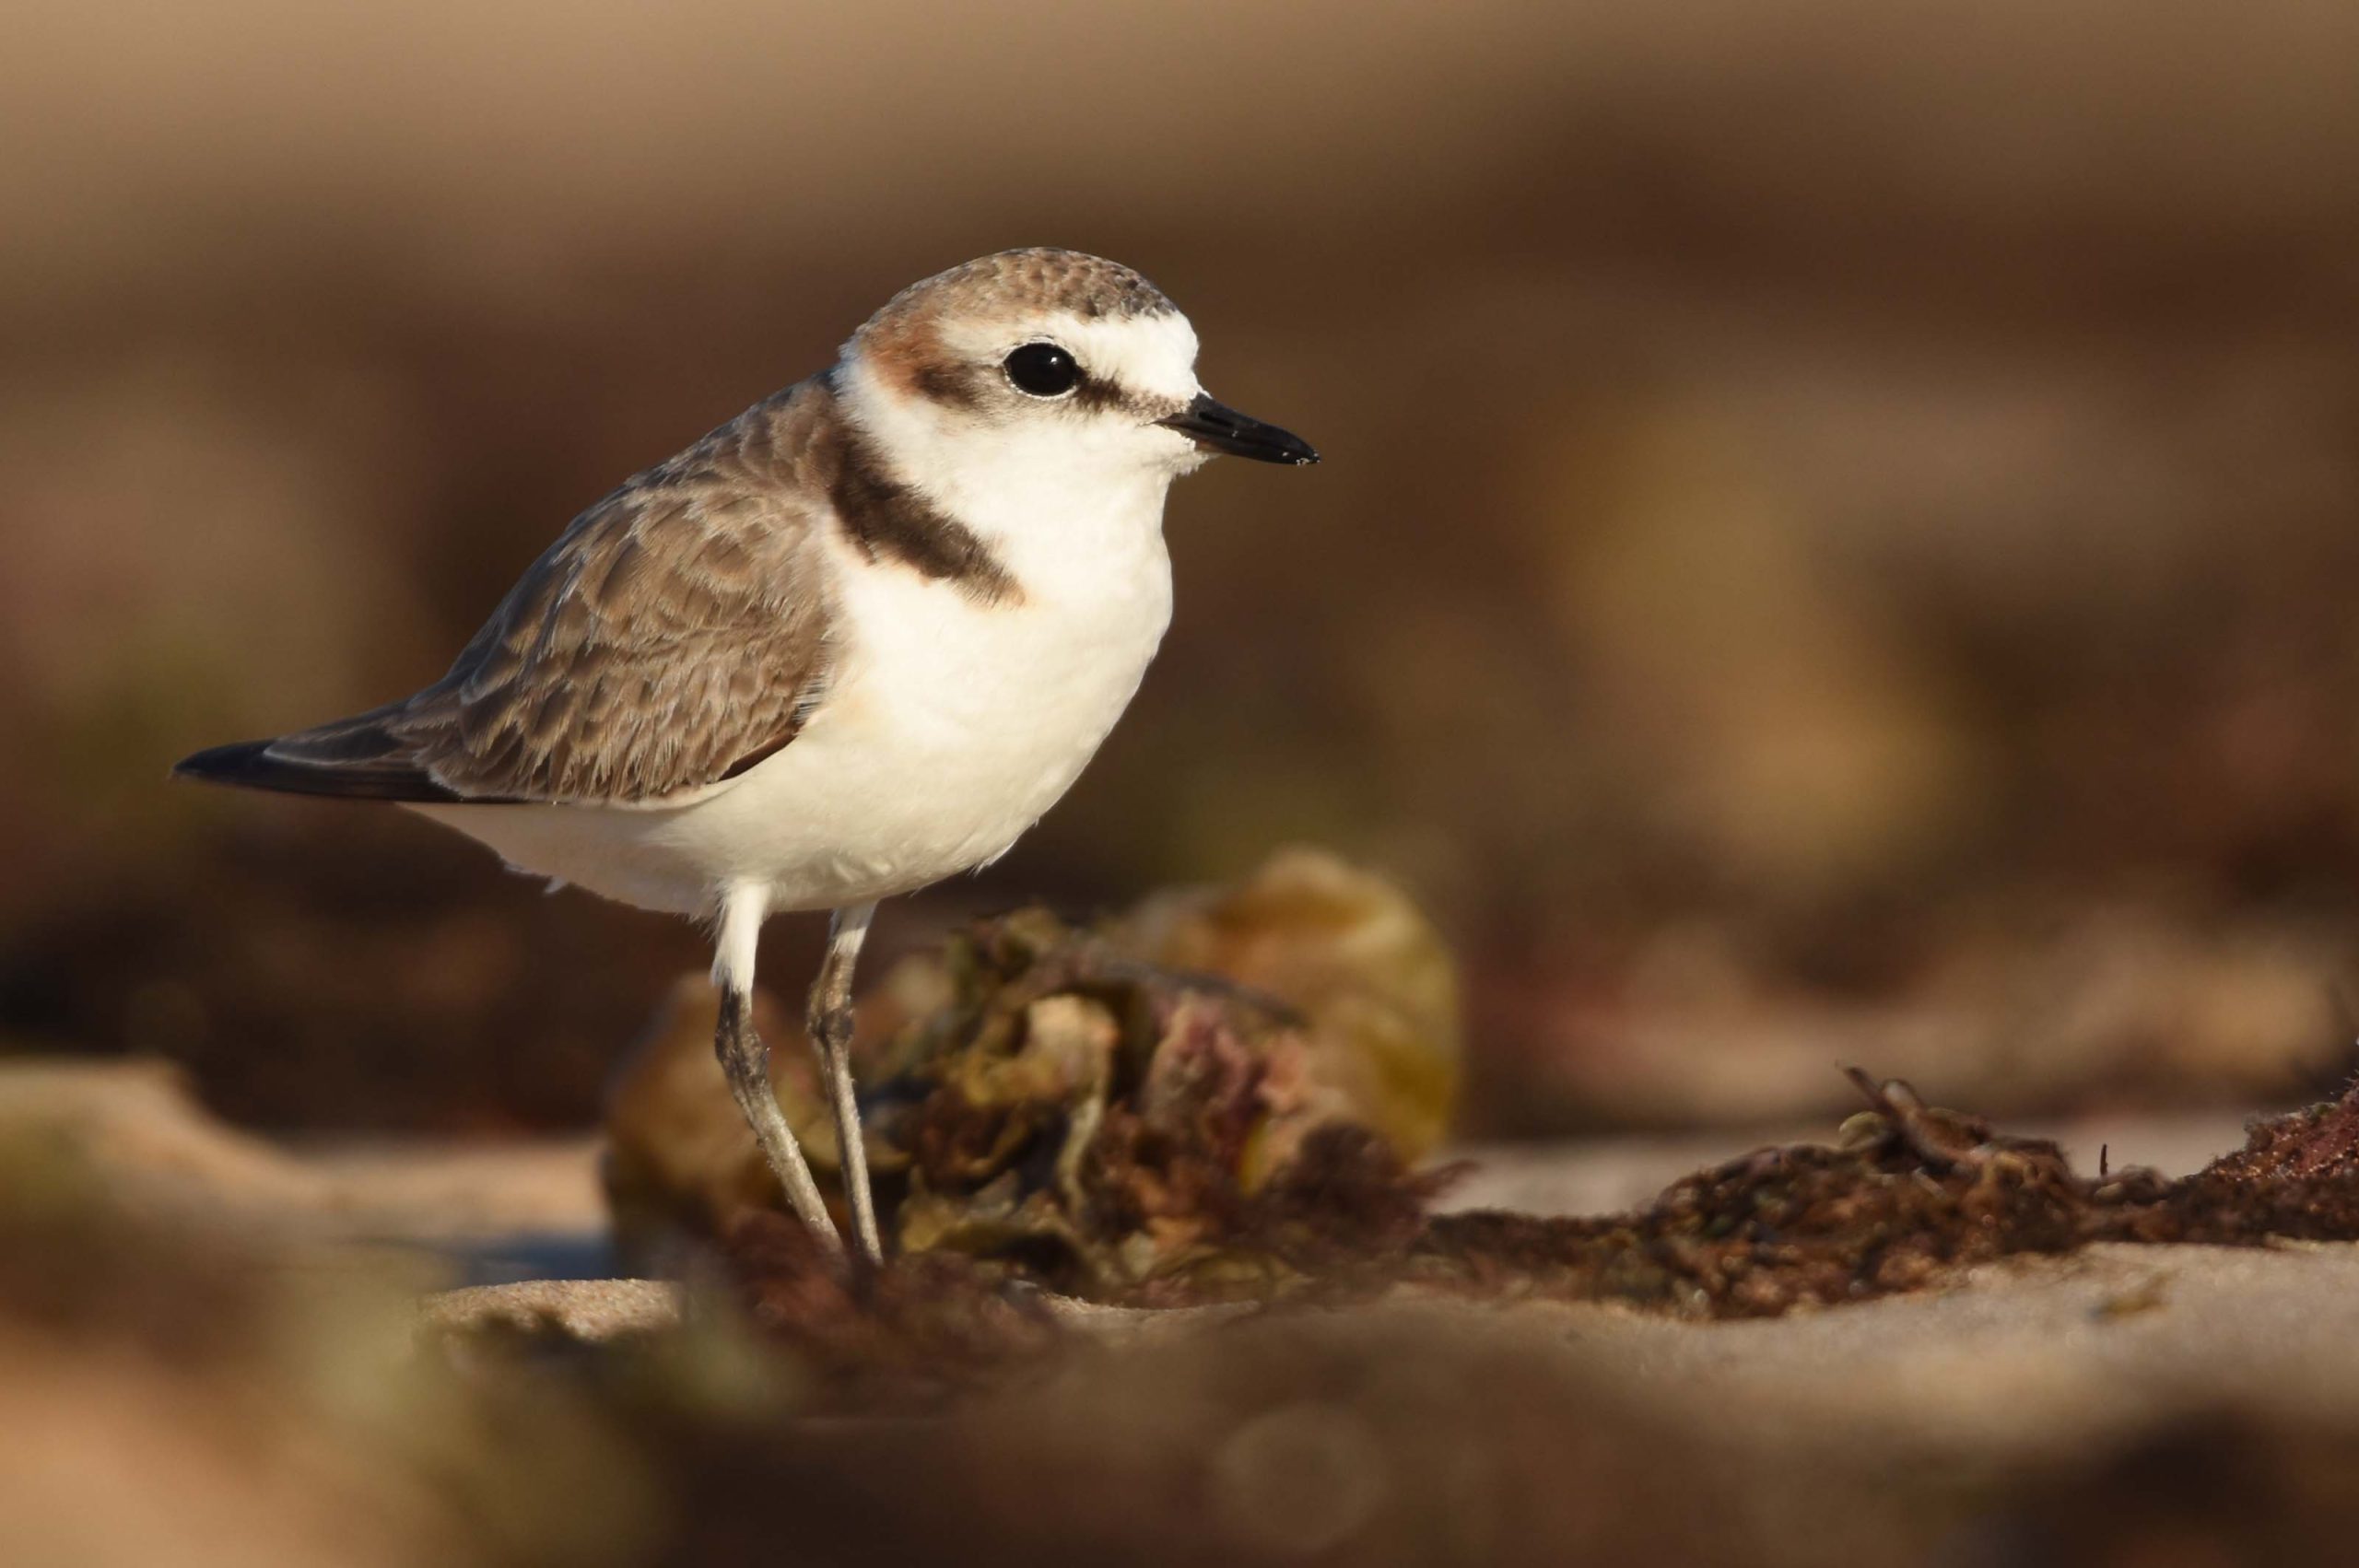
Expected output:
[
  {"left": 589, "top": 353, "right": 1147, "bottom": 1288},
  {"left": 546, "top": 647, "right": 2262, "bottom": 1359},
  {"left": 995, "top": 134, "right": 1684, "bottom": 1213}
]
[{"left": 834, "top": 355, "right": 1184, "bottom": 595}]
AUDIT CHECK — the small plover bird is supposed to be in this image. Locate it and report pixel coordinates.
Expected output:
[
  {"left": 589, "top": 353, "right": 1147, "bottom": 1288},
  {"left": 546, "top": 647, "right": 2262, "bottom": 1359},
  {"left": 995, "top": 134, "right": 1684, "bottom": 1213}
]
[{"left": 174, "top": 249, "right": 1316, "bottom": 1268}]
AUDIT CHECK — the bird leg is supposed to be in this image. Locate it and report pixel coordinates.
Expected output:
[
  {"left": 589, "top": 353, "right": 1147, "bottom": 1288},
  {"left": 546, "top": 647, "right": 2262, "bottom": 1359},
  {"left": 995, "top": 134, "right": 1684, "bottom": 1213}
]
[
  {"left": 713, "top": 985, "right": 843, "bottom": 1256},
  {"left": 710, "top": 880, "right": 843, "bottom": 1258},
  {"left": 807, "top": 902, "right": 884, "bottom": 1269}
]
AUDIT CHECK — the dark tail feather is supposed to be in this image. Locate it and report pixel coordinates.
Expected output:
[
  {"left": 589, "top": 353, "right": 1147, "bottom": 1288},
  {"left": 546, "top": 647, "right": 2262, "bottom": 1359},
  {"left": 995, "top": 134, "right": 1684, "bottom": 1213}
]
[{"left": 172, "top": 720, "right": 465, "bottom": 803}]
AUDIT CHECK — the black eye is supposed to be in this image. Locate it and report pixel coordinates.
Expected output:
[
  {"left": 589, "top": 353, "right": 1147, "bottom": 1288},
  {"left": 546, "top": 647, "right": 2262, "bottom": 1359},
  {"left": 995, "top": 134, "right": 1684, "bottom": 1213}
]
[{"left": 1003, "top": 342, "right": 1082, "bottom": 398}]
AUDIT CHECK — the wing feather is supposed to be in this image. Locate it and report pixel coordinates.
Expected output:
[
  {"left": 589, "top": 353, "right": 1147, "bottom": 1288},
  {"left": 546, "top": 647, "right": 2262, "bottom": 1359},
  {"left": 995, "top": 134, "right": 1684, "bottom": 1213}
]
[{"left": 178, "top": 382, "right": 840, "bottom": 806}]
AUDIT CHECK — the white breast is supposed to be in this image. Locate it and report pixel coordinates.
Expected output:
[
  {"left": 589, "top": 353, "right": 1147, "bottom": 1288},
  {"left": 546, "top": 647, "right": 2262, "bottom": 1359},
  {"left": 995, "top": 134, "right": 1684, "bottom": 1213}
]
[{"left": 549, "top": 475, "right": 1177, "bottom": 913}]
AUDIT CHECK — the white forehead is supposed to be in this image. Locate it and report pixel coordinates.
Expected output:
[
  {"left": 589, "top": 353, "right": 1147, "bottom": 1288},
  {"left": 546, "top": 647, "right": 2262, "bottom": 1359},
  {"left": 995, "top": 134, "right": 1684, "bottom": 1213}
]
[{"left": 941, "top": 308, "right": 1203, "bottom": 403}]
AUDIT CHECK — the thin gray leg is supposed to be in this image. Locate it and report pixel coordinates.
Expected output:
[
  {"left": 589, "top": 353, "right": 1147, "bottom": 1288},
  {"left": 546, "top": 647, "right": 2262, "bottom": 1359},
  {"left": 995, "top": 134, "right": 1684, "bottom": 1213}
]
[
  {"left": 714, "top": 987, "right": 843, "bottom": 1256},
  {"left": 709, "top": 880, "right": 842, "bottom": 1258},
  {"left": 808, "top": 901, "right": 883, "bottom": 1268}
]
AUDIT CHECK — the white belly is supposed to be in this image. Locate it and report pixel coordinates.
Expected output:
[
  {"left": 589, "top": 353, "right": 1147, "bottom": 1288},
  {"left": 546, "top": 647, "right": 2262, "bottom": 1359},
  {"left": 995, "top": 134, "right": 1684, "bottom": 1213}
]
[{"left": 411, "top": 530, "right": 1174, "bottom": 918}]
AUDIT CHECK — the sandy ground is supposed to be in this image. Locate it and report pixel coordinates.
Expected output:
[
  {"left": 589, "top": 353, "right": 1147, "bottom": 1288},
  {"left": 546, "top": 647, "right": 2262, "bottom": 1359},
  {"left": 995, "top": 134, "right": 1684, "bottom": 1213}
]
[
  {"left": 0, "top": 1059, "right": 2327, "bottom": 1431},
  {"left": 14, "top": 1056, "right": 2359, "bottom": 1564}
]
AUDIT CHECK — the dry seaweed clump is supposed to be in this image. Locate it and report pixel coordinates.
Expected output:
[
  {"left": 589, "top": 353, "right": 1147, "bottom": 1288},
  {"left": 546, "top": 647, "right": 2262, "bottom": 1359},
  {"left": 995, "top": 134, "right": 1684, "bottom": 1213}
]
[
  {"left": 605, "top": 848, "right": 1462, "bottom": 1298},
  {"left": 1414, "top": 1072, "right": 2099, "bottom": 1316},
  {"left": 2201, "top": 1086, "right": 2359, "bottom": 1185},
  {"left": 710, "top": 1066, "right": 2359, "bottom": 1400},
  {"left": 1414, "top": 1070, "right": 2359, "bottom": 1318},
  {"left": 855, "top": 900, "right": 1458, "bottom": 1302},
  {"left": 610, "top": 842, "right": 2359, "bottom": 1336},
  {"left": 723, "top": 1208, "right": 1069, "bottom": 1405}
]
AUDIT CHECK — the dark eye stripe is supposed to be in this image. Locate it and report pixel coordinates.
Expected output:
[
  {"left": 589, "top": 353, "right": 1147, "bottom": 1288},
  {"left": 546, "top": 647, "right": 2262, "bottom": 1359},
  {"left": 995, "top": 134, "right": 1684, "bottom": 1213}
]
[
  {"left": 1068, "top": 377, "right": 1148, "bottom": 415},
  {"left": 911, "top": 361, "right": 986, "bottom": 410}
]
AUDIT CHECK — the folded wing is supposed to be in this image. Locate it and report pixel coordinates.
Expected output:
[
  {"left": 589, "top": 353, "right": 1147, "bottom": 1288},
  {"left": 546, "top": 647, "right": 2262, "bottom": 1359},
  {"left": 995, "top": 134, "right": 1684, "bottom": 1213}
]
[{"left": 176, "top": 385, "right": 838, "bottom": 807}]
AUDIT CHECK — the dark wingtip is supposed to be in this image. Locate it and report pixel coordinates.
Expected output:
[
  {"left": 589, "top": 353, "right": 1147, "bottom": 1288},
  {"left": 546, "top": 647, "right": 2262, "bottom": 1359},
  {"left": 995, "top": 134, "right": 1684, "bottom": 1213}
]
[
  {"left": 172, "top": 738, "right": 276, "bottom": 785},
  {"left": 169, "top": 733, "right": 465, "bottom": 802}
]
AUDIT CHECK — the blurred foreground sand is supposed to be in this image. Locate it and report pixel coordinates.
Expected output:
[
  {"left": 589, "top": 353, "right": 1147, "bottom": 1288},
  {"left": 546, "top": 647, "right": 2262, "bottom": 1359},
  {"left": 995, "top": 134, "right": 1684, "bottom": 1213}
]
[{"left": 9, "top": 1055, "right": 2359, "bottom": 1564}]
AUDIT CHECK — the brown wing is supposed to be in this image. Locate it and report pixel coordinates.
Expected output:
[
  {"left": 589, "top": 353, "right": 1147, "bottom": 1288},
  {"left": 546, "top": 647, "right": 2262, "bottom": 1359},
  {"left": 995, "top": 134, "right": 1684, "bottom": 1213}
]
[
  {"left": 179, "top": 383, "right": 839, "bottom": 806},
  {"left": 396, "top": 388, "right": 837, "bottom": 802}
]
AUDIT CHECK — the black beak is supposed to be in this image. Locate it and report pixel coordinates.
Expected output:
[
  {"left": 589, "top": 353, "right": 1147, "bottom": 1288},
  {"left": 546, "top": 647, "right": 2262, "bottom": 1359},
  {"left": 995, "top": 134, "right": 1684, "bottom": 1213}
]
[{"left": 1156, "top": 392, "right": 1319, "bottom": 466}]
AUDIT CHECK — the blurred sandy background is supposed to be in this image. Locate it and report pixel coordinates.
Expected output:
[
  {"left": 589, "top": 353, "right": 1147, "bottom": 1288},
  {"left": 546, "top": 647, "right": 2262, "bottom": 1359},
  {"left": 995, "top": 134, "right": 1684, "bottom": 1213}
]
[{"left": 4, "top": 0, "right": 2357, "bottom": 1137}]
